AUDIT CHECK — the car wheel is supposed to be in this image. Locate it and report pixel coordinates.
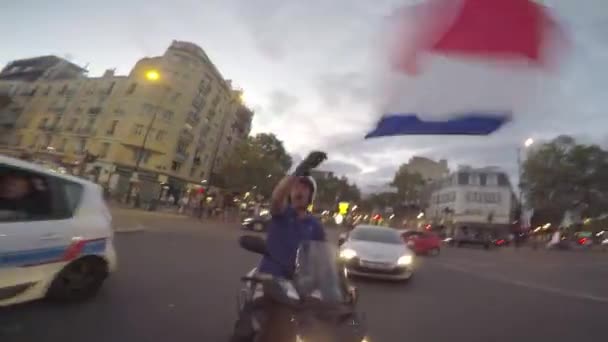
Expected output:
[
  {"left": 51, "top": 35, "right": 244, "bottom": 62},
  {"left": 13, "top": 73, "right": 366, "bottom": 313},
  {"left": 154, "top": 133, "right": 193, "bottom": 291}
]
[
  {"left": 47, "top": 256, "right": 108, "bottom": 302},
  {"left": 253, "top": 222, "right": 264, "bottom": 232},
  {"left": 428, "top": 248, "right": 440, "bottom": 256}
]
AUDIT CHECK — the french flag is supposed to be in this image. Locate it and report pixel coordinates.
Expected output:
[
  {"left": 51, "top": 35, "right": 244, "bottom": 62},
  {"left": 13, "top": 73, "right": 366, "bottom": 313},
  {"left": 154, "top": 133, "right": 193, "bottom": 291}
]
[{"left": 366, "top": 0, "right": 568, "bottom": 138}]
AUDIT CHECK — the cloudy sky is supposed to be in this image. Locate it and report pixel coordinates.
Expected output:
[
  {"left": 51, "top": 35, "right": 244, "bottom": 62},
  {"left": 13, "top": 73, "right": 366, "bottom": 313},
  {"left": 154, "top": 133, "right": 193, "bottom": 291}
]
[{"left": 2, "top": 0, "right": 607, "bottom": 191}]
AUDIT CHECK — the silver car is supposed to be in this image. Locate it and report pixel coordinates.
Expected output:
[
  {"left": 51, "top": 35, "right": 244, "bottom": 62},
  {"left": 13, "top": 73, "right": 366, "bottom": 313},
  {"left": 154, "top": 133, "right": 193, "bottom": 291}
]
[{"left": 339, "top": 225, "right": 414, "bottom": 281}]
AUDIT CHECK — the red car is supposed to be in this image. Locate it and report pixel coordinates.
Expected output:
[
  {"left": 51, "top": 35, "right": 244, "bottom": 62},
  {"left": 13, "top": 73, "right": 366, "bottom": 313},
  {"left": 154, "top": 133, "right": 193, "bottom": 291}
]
[{"left": 401, "top": 230, "right": 441, "bottom": 256}]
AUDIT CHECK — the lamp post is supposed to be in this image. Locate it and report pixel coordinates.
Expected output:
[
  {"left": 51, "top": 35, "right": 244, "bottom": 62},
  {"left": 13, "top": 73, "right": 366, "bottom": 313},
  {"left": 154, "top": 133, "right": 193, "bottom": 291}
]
[
  {"left": 126, "top": 69, "right": 167, "bottom": 206},
  {"left": 517, "top": 137, "right": 534, "bottom": 213}
]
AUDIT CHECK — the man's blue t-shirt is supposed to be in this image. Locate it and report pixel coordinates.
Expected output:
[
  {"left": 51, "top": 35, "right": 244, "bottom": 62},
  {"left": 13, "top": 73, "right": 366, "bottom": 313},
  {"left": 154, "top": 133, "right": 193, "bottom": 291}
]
[{"left": 258, "top": 207, "right": 325, "bottom": 278}]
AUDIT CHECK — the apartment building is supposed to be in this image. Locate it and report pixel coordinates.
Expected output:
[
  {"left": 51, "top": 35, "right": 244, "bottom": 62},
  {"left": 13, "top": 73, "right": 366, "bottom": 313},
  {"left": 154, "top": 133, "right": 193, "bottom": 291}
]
[
  {"left": 0, "top": 41, "right": 253, "bottom": 203},
  {"left": 426, "top": 166, "right": 515, "bottom": 235}
]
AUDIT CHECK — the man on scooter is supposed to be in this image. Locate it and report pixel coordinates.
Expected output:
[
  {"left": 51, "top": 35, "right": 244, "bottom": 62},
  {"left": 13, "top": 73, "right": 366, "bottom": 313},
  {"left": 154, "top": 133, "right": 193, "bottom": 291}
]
[{"left": 231, "top": 151, "right": 328, "bottom": 342}]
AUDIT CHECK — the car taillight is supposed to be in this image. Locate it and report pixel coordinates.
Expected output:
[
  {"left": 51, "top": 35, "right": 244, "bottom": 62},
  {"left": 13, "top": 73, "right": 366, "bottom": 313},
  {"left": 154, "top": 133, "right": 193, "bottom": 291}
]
[{"left": 578, "top": 238, "right": 587, "bottom": 245}]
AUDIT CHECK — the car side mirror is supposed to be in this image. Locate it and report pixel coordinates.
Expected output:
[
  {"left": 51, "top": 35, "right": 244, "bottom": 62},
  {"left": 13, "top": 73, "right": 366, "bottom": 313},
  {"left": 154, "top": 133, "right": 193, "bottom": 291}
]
[
  {"left": 239, "top": 235, "right": 267, "bottom": 256},
  {"left": 338, "top": 233, "right": 347, "bottom": 246}
]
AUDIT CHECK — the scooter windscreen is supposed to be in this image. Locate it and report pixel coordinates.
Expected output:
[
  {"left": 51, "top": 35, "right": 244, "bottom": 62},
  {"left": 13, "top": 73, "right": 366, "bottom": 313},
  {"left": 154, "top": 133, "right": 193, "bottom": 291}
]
[{"left": 293, "top": 240, "right": 348, "bottom": 305}]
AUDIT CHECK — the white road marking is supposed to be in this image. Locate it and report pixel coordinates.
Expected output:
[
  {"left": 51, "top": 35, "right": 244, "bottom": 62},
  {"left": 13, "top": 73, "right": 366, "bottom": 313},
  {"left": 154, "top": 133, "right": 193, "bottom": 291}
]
[{"left": 437, "top": 262, "right": 608, "bottom": 304}]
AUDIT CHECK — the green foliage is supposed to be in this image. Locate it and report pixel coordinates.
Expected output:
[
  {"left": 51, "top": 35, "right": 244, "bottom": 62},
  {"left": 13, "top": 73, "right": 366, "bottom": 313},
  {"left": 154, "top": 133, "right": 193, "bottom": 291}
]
[
  {"left": 314, "top": 174, "right": 361, "bottom": 210},
  {"left": 391, "top": 164, "right": 426, "bottom": 203},
  {"left": 522, "top": 135, "right": 608, "bottom": 221},
  {"left": 218, "top": 133, "right": 292, "bottom": 199}
]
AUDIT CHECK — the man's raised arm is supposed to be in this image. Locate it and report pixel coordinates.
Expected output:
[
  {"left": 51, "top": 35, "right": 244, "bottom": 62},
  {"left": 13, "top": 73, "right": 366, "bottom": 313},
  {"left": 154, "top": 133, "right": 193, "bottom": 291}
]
[{"left": 270, "top": 176, "right": 297, "bottom": 215}]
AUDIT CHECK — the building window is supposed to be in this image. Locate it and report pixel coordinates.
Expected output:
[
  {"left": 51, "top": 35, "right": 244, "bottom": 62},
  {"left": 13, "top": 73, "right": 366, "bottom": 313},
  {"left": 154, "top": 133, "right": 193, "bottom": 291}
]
[
  {"left": 497, "top": 174, "right": 509, "bottom": 186},
  {"left": 457, "top": 172, "right": 469, "bottom": 185},
  {"left": 107, "top": 120, "right": 119, "bottom": 135},
  {"left": 86, "top": 118, "right": 95, "bottom": 130},
  {"left": 479, "top": 174, "right": 487, "bottom": 186},
  {"left": 171, "top": 92, "right": 181, "bottom": 103},
  {"left": 162, "top": 110, "right": 174, "bottom": 120},
  {"left": 156, "top": 130, "right": 166, "bottom": 141},
  {"left": 66, "top": 118, "right": 77, "bottom": 131},
  {"left": 77, "top": 139, "right": 86, "bottom": 154},
  {"left": 43, "top": 86, "right": 51, "bottom": 96},
  {"left": 99, "top": 143, "right": 111, "bottom": 158},
  {"left": 171, "top": 161, "right": 182, "bottom": 171},
  {"left": 58, "top": 138, "right": 67, "bottom": 152},
  {"left": 14, "top": 135, "right": 23, "bottom": 146},
  {"left": 470, "top": 174, "right": 480, "bottom": 185},
  {"left": 132, "top": 124, "right": 144, "bottom": 135},
  {"left": 133, "top": 149, "right": 151, "bottom": 163},
  {"left": 125, "top": 83, "right": 137, "bottom": 95},
  {"left": 88, "top": 107, "right": 102, "bottom": 115},
  {"left": 38, "top": 117, "right": 49, "bottom": 129}
]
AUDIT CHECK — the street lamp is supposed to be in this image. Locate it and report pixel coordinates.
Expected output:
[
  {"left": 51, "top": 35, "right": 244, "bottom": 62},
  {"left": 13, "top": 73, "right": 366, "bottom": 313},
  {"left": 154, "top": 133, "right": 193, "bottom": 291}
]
[
  {"left": 126, "top": 69, "right": 166, "bottom": 206},
  {"left": 145, "top": 70, "right": 160, "bottom": 82},
  {"left": 517, "top": 137, "right": 534, "bottom": 214}
]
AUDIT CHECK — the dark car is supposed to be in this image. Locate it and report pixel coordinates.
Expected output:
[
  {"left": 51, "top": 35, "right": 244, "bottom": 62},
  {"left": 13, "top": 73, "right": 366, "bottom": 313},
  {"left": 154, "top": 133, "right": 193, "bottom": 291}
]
[
  {"left": 449, "top": 229, "right": 493, "bottom": 250},
  {"left": 241, "top": 215, "right": 271, "bottom": 232}
]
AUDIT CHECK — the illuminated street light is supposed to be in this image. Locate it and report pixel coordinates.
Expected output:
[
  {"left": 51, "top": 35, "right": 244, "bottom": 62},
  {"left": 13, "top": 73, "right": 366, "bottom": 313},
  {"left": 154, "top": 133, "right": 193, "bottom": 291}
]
[
  {"left": 524, "top": 137, "right": 534, "bottom": 148},
  {"left": 417, "top": 212, "right": 424, "bottom": 219},
  {"left": 145, "top": 70, "right": 160, "bottom": 82}
]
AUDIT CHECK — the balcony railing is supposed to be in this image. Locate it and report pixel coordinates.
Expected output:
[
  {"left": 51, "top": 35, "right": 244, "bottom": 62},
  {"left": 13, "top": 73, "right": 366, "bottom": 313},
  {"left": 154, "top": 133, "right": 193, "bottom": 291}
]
[
  {"left": 179, "top": 129, "right": 194, "bottom": 143},
  {"left": 173, "top": 150, "right": 189, "bottom": 163}
]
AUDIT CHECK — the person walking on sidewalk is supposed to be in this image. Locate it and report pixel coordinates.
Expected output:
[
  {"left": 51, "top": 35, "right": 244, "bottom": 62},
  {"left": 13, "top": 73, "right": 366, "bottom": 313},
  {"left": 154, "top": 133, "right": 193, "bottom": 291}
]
[{"left": 179, "top": 194, "right": 189, "bottom": 214}]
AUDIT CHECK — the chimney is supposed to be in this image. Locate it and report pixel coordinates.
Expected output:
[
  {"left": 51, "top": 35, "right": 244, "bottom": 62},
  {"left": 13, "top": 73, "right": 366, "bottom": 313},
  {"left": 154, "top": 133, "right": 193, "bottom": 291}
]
[{"left": 103, "top": 69, "right": 115, "bottom": 78}]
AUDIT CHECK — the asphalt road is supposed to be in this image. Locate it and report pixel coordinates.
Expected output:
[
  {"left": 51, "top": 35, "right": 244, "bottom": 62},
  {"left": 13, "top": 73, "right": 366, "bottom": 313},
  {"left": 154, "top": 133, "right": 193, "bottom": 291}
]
[{"left": 1, "top": 210, "right": 607, "bottom": 342}]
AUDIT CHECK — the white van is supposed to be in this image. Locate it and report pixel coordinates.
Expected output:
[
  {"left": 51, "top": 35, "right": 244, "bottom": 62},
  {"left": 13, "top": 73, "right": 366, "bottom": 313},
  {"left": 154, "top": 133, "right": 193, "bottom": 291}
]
[{"left": 0, "top": 155, "right": 117, "bottom": 306}]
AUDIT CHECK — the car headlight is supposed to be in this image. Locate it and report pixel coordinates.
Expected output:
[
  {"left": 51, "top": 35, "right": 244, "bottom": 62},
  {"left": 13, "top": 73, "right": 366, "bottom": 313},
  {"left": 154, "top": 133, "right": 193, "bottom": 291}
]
[
  {"left": 397, "top": 255, "right": 413, "bottom": 265},
  {"left": 339, "top": 248, "right": 357, "bottom": 260}
]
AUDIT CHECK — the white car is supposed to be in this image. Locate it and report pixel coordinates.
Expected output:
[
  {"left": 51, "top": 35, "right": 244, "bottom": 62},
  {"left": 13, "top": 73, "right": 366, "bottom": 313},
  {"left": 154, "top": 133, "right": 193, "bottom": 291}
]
[
  {"left": 0, "top": 156, "right": 117, "bottom": 306},
  {"left": 339, "top": 225, "right": 414, "bottom": 281}
]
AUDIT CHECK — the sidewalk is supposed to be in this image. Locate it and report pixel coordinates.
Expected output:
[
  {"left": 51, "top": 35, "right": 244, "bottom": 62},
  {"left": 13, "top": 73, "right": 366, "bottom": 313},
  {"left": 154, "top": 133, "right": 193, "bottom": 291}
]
[{"left": 109, "top": 204, "right": 242, "bottom": 233}]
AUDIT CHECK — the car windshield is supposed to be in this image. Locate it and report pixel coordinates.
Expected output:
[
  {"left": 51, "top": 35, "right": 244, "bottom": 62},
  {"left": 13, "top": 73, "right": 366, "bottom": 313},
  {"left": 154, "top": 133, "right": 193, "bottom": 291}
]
[
  {"left": 294, "top": 240, "right": 347, "bottom": 304},
  {"left": 350, "top": 227, "right": 403, "bottom": 244}
]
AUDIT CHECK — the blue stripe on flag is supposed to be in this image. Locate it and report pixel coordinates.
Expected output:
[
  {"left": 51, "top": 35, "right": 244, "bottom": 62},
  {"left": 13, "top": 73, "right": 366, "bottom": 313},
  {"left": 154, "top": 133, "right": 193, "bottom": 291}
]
[
  {"left": 365, "top": 113, "right": 511, "bottom": 138},
  {"left": 0, "top": 239, "right": 108, "bottom": 268}
]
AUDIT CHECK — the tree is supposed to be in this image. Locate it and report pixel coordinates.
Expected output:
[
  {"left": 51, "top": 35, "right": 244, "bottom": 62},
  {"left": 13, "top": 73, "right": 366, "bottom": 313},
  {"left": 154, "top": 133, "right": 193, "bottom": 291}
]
[
  {"left": 361, "top": 192, "right": 400, "bottom": 213},
  {"left": 314, "top": 174, "right": 361, "bottom": 210},
  {"left": 218, "top": 133, "right": 292, "bottom": 199},
  {"left": 522, "top": 135, "right": 608, "bottom": 223},
  {"left": 391, "top": 164, "right": 426, "bottom": 204}
]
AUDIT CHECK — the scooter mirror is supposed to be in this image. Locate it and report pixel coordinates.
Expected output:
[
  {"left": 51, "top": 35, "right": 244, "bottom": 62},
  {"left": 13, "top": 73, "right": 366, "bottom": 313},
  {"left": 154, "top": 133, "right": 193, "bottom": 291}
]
[
  {"left": 239, "top": 235, "right": 268, "bottom": 255},
  {"left": 348, "top": 286, "right": 358, "bottom": 305}
]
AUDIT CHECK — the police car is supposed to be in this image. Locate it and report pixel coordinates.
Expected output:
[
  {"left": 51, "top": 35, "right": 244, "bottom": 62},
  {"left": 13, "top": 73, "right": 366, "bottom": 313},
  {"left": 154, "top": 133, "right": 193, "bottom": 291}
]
[{"left": 0, "top": 155, "right": 117, "bottom": 306}]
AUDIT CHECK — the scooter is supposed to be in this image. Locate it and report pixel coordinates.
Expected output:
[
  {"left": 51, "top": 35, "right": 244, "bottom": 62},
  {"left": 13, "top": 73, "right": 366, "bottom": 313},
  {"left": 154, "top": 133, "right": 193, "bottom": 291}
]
[{"left": 232, "top": 235, "right": 369, "bottom": 342}]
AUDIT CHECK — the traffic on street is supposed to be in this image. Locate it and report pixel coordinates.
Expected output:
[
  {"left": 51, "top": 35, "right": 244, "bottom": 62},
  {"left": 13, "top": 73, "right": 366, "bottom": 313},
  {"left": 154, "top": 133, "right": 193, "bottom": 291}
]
[
  {"left": 2, "top": 1, "right": 607, "bottom": 341},
  {"left": 1, "top": 210, "right": 607, "bottom": 342}
]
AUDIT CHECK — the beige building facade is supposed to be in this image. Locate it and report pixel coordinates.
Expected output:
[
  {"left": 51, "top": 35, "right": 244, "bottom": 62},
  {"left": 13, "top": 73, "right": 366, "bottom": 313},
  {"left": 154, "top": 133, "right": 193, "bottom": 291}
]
[
  {"left": 402, "top": 156, "right": 449, "bottom": 183},
  {"left": 0, "top": 41, "right": 253, "bottom": 203}
]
